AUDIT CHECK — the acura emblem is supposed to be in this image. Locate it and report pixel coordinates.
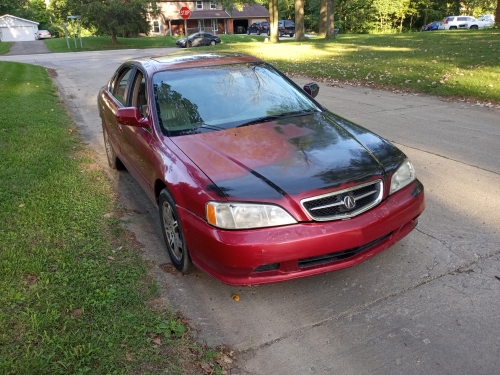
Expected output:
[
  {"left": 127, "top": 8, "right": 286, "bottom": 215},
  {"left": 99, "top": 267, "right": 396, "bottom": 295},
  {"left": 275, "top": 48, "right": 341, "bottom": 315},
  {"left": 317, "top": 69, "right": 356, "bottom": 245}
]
[{"left": 343, "top": 196, "right": 356, "bottom": 210}]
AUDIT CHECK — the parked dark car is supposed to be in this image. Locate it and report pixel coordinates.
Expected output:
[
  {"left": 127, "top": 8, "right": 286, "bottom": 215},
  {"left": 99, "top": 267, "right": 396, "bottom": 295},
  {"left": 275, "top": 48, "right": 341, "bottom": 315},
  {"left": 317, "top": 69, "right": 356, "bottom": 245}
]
[
  {"left": 422, "top": 21, "right": 439, "bottom": 31},
  {"left": 247, "top": 22, "right": 269, "bottom": 35},
  {"left": 176, "top": 32, "right": 221, "bottom": 48},
  {"left": 97, "top": 51, "right": 425, "bottom": 286},
  {"left": 268, "top": 20, "right": 295, "bottom": 37}
]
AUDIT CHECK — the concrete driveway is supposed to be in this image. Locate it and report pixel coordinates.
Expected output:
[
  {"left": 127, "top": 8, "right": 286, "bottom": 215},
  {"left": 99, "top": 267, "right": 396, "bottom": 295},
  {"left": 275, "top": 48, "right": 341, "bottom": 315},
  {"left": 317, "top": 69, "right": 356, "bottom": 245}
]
[
  {"left": 1, "top": 49, "right": 499, "bottom": 375},
  {"left": 6, "top": 40, "right": 51, "bottom": 55}
]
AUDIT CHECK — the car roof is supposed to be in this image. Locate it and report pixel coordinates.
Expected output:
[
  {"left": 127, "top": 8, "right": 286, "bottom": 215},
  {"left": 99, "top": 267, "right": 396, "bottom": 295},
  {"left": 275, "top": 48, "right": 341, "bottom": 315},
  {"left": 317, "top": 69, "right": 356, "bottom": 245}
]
[{"left": 130, "top": 51, "right": 263, "bottom": 73}]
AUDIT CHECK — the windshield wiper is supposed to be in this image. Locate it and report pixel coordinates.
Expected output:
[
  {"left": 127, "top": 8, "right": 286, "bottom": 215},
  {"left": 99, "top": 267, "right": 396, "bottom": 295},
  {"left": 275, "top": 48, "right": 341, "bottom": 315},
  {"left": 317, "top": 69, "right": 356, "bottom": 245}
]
[{"left": 236, "top": 110, "right": 317, "bottom": 128}]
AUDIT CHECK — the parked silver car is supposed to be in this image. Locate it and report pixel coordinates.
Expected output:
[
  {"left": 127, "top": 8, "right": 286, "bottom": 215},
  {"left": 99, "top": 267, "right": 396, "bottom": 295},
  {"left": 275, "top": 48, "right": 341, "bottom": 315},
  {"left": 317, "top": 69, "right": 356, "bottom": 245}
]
[
  {"left": 438, "top": 15, "right": 492, "bottom": 30},
  {"left": 37, "top": 30, "right": 51, "bottom": 39}
]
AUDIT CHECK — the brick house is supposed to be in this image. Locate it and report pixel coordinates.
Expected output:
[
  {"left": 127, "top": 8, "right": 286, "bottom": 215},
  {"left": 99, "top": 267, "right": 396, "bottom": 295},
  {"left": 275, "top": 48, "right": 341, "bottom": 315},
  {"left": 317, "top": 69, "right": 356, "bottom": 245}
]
[{"left": 151, "top": 1, "right": 270, "bottom": 35}]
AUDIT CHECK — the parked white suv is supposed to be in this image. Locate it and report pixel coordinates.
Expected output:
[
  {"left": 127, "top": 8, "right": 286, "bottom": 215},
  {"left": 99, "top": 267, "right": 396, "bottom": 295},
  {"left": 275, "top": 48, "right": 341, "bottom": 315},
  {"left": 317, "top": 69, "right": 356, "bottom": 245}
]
[{"left": 439, "top": 15, "right": 492, "bottom": 30}]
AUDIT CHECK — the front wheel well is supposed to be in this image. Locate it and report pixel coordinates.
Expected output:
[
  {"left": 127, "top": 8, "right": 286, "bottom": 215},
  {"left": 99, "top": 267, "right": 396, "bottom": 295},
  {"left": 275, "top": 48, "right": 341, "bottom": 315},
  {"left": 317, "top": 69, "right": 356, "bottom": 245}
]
[{"left": 155, "top": 179, "right": 168, "bottom": 204}]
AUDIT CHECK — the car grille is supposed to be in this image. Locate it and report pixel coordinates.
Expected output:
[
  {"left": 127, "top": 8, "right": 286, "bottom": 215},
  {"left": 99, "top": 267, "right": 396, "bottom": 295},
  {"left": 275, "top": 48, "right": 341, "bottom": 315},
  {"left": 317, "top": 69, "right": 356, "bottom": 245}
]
[
  {"left": 298, "top": 232, "right": 392, "bottom": 268},
  {"left": 301, "top": 180, "right": 383, "bottom": 221}
]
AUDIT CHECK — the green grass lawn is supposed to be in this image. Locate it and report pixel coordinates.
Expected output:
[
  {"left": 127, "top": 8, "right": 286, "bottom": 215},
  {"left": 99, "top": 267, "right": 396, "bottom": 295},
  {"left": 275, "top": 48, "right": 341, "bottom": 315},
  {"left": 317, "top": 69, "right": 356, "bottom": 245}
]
[
  {"left": 45, "top": 35, "right": 179, "bottom": 52},
  {"left": 46, "top": 31, "right": 500, "bottom": 102},
  {"left": 0, "top": 61, "right": 227, "bottom": 375},
  {"left": 216, "top": 31, "right": 500, "bottom": 103},
  {"left": 0, "top": 41, "right": 11, "bottom": 54}
]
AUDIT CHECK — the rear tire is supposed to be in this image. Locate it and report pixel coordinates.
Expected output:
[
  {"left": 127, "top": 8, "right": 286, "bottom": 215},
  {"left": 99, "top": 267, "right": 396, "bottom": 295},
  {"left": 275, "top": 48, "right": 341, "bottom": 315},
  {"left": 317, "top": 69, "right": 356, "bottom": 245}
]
[
  {"left": 449, "top": 26, "right": 457, "bottom": 30},
  {"left": 159, "top": 188, "right": 192, "bottom": 273},
  {"left": 290, "top": 33, "right": 294, "bottom": 38},
  {"left": 257, "top": 30, "right": 261, "bottom": 35},
  {"left": 247, "top": 29, "right": 250, "bottom": 35},
  {"left": 470, "top": 25, "right": 478, "bottom": 29}
]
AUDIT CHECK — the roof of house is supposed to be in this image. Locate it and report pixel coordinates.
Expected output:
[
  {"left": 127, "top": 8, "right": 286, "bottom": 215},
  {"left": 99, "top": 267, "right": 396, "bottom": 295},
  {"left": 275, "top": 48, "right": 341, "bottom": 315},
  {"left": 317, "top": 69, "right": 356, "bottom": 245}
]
[
  {"left": 228, "top": 3, "right": 269, "bottom": 18},
  {"left": 189, "top": 10, "right": 231, "bottom": 19},
  {"left": 0, "top": 14, "right": 39, "bottom": 25},
  {"left": 187, "top": 3, "right": 269, "bottom": 19}
]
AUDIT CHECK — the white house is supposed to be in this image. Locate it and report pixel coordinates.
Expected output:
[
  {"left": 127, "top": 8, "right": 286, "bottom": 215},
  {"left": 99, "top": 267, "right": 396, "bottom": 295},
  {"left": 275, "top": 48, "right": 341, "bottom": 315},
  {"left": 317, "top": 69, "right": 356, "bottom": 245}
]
[{"left": 0, "top": 15, "right": 39, "bottom": 42}]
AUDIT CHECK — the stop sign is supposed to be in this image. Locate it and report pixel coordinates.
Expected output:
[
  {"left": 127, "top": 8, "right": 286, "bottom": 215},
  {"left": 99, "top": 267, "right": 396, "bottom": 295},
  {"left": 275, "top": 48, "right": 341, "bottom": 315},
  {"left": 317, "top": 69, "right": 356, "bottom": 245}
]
[{"left": 180, "top": 7, "right": 191, "bottom": 19}]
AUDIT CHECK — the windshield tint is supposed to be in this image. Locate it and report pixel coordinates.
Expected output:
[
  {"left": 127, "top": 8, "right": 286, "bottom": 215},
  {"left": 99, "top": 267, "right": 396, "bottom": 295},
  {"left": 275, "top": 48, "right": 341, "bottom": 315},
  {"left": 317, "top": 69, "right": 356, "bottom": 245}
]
[{"left": 152, "top": 63, "right": 319, "bottom": 136}]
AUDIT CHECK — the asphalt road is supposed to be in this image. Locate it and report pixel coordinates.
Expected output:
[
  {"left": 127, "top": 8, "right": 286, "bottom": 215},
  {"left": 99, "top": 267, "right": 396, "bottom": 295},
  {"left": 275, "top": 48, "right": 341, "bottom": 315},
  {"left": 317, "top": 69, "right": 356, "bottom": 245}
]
[{"left": 2, "top": 47, "right": 499, "bottom": 375}]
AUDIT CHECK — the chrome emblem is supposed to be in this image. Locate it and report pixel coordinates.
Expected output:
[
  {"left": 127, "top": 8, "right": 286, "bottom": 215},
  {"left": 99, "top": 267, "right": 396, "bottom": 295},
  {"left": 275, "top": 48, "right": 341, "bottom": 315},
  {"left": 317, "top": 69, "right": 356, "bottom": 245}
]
[{"left": 343, "top": 196, "right": 356, "bottom": 210}]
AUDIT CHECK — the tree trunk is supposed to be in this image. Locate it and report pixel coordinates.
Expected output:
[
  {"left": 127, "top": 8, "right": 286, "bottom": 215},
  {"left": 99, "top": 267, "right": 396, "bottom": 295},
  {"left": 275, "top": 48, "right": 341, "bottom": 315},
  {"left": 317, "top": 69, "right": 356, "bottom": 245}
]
[
  {"left": 496, "top": 0, "right": 500, "bottom": 26},
  {"left": 111, "top": 28, "right": 118, "bottom": 45},
  {"left": 294, "top": 0, "right": 306, "bottom": 40},
  {"left": 325, "top": 0, "right": 335, "bottom": 39},
  {"left": 400, "top": 17, "right": 403, "bottom": 33},
  {"left": 318, "top": 0, "right": 327, "bottom": 37},
  {"left": 269, "top": 0, "right": 279, "bottom": 43}
]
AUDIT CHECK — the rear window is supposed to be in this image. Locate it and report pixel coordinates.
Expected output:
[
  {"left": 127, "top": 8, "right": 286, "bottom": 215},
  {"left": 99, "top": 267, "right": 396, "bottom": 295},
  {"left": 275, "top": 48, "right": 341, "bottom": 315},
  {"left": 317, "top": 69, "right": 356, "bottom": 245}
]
[
  {"left": 457, "top": 17, "right": 468, "bottom": 21},
  {"left": 446, "top": 17, "right": 455, "bottom": 21}
]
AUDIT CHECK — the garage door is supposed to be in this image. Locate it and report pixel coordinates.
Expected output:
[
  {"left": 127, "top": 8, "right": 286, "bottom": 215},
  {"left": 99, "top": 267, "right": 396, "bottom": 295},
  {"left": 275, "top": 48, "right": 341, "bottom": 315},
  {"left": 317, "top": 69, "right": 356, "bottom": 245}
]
[{"left": 0, "top": 26, "right": 36, "bottom": 42}]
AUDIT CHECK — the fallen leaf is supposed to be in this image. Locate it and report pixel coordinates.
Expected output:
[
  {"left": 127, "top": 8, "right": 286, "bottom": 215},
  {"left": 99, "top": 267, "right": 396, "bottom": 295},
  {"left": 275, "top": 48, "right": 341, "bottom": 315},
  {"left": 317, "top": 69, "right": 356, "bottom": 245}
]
[
  {"left": 73, "top": 308, "right": 83, "bottom": 317},
  {"left": 18, "top": 204, "right": 25, "bottom": 208},
  {"left": 108, "top": 256, "right": 115, "bottom": 260},
  {"left": 152, "top": 337, "right": 161, "bottom": 346},
  {"left": 125, "top": 352, "right": 134, "bottom": 361},
  {"left": 231, "top": 294, "right": 240, "bottom": 301},
  {"left": 200, "top": 362, "right": 212, "bottom": 372}
]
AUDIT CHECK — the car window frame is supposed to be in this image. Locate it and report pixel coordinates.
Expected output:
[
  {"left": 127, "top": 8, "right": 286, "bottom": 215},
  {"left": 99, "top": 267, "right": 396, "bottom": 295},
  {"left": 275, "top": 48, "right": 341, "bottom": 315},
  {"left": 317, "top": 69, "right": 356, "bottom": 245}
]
[{"left": 110, "top": 64, "right": 136, "bottom": 106}]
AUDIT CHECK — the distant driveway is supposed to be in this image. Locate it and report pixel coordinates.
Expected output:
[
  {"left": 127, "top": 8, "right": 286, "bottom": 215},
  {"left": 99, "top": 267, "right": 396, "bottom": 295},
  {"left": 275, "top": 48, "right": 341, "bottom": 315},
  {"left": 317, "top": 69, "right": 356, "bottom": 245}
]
[
  {"left": 6, "top": 40, "right": 51, "bottom": 55},
  {"left": 1, "top": 49, "right": 500, "bottom": 375}
]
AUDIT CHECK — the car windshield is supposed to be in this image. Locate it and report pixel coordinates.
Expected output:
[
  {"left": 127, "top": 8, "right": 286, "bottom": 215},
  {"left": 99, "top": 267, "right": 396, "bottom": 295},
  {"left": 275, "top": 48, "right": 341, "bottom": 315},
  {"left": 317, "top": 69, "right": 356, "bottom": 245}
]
[{"left": 152, "top": 62, "right": 320, "bottom": 136}]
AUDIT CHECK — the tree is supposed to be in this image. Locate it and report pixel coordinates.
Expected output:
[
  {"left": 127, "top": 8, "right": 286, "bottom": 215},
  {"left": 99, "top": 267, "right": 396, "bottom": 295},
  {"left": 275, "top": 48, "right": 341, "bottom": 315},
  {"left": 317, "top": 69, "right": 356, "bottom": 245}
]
[
  {"left": 61, "top": 0, "right": 160, "bottom": 44},
  {"left": 497, "top": 0, "right": 500, "bottom": 25},
  {"left": 268, "top": 0, "right": 279, "bottom": 42},
  {"left": 294, "top": 0, "right": 306, "bottom": 40},
  {"left": 318, "top": 0, "right": 327, "bottom": 36},
  {"left": 0, "top": 0, "right": 28, "bottom": 16},
  {"left": 325, "top": 0, "right": 336, "bottom": 38}
]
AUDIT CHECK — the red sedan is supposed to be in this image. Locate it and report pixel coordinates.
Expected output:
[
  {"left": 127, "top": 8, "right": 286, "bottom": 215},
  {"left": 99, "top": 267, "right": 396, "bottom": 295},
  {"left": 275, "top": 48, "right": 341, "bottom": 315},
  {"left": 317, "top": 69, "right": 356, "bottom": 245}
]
[{"left": 98, "top": 51, "right": 425, "bottom": 286}]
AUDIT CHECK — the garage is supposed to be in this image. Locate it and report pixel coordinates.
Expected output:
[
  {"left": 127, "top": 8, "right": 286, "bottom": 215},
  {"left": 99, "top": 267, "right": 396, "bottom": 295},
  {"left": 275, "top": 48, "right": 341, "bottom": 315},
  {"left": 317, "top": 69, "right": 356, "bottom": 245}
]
[{"left": 0, "top": 15, "right": 39, "bottom": 42}]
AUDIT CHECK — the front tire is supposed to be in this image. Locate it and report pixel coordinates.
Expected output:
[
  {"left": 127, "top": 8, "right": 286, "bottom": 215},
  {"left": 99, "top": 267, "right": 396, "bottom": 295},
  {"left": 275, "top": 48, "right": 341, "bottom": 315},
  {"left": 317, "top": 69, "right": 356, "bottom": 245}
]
[
  {"left": 247, "top": 29, "right": 250, "bottom": 35},
  {"left": 159, "top": 188, "right": 192, "bottom": 273},
  {"left": 102, "top": 123, "right": 122, "bottom": 169},
  {"left": 210, "top": 40, "right": 216, "bottom": 46},
  {"left": 290, "top": 33, "right": 294, "bottom": 38}
]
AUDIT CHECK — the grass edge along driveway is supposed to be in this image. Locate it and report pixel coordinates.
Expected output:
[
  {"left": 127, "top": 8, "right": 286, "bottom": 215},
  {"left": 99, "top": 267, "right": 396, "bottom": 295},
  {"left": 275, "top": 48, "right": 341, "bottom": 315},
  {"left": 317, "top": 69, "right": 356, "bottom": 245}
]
[{"left": 0, "top": 61, "right": 233, "bottom": 375}]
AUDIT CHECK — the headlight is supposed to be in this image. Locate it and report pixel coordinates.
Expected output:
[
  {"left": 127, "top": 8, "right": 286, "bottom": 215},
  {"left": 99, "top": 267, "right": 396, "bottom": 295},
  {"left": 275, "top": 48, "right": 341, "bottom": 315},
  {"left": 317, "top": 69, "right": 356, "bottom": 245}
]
[
  {"left": 206, "top": 202, "right": 296, "bottom": 229},
  {"left": 390, "top": 159, "right": 416, "bottom": 195}
]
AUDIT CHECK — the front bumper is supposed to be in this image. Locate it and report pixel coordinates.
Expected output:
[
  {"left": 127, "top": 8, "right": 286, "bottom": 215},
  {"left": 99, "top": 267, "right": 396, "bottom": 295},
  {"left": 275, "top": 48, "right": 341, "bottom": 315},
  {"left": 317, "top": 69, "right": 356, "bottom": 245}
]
[{"left": 179, "top": 180, "right": 425, "bottom": 286}]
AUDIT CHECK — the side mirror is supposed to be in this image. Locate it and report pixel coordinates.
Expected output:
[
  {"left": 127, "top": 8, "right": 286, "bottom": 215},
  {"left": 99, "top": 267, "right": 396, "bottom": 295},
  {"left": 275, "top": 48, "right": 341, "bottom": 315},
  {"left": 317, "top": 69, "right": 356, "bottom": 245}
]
[
  {"left": 303, "top": 82, "right": 319, "bottom": 98},
  {"left": 115, "top": 107, "right": 149, "bottom": 128}
]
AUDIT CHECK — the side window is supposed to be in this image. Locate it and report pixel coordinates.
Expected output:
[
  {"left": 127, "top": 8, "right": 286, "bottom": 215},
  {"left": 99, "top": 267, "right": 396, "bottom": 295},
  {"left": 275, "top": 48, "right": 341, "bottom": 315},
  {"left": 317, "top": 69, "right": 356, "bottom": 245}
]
[
  {"left": 131, "top": 71, "right": 148, "bottom": 118},
  {"left": 112, "top": 67, "right": 133, "bottom": 105}
]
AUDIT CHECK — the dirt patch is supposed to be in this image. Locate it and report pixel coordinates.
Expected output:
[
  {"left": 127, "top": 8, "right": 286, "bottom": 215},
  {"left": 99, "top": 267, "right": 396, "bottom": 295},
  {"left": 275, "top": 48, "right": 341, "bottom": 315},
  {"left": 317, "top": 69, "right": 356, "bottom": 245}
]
[
  {"left": 159, "top": 263, "right": 180, "bottom": 275},
  {"left": 46, "top": 67, "right": 58, "bottom": 78}
]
